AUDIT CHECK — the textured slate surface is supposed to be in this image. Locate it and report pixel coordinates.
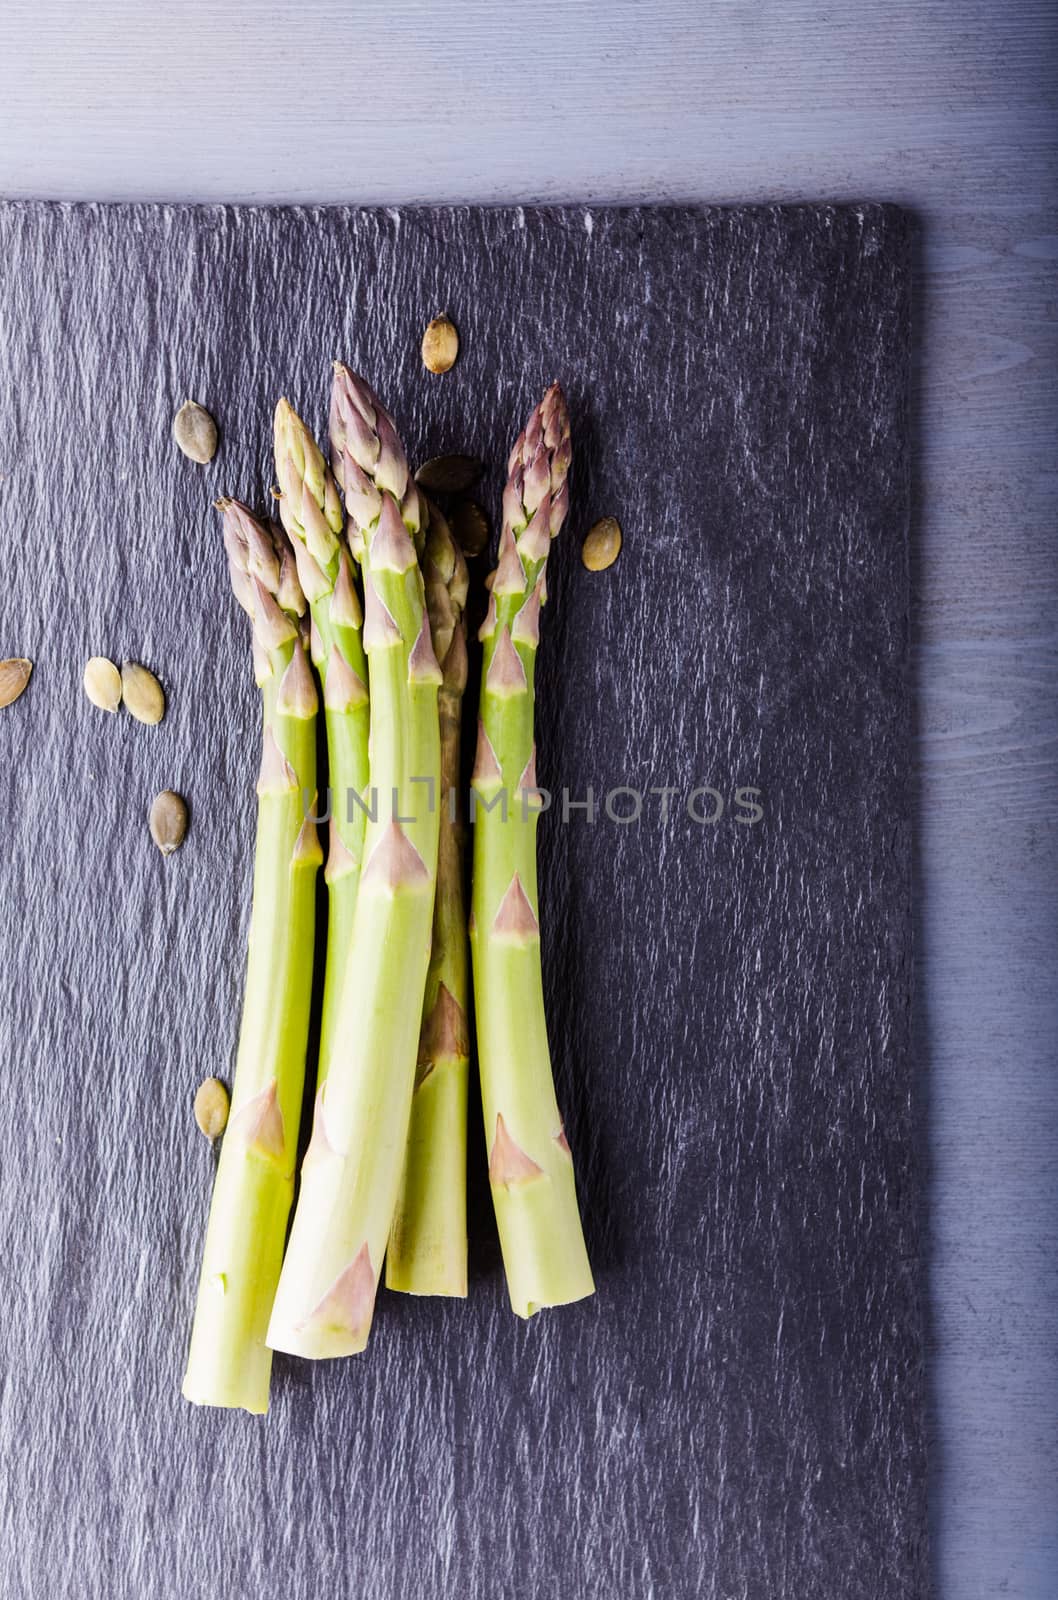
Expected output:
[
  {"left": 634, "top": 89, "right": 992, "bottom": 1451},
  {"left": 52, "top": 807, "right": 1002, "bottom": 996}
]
[{"left": 0, "top": 202, "right": 924, "bottom": 1600}]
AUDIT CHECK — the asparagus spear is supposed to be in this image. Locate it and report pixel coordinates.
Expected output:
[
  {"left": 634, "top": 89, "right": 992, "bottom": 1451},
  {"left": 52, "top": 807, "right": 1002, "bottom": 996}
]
[
  {"left": 387, "top": 503, "right": 470, "bottom": 1296},
  {"left": 273, "top": 399, "right": 369, "bottom": 1083},
  {"left": 267, "top": 366, "right": 441, "bottom": 1359},
  {"left": 182, "top": 502, "right": 321, "bottom": 1413},
  {"left": 470, "top": 384, "right": 595, "bottom": 1317}
]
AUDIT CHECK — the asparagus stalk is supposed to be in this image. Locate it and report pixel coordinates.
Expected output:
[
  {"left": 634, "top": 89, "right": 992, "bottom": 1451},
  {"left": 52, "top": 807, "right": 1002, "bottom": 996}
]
[
  {"left": 273, "top": 399, "right": 369, "bottom": 1084},
  {"left": 182, "top": 502, "right": 321, "bottom": 1413},
  {"left": 470, "top": 384, "right": 595, "bottom": 1317},
  {"left": 387, "top": 504, "right": 470, "bottom": 1296},
  {"left": 267, "top": 366, "right": 441, "bottom": 1359}
]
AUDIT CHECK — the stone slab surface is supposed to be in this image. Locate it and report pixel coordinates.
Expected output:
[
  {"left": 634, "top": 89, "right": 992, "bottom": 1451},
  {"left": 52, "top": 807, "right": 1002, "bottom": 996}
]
[{"left": 0, "top": 201, "right": 923, "bottom": 1599}]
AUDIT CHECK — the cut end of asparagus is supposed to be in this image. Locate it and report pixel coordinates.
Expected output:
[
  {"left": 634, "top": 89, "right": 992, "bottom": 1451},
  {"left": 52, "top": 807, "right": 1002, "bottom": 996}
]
[
  {"left": 490, "top": 1161, "right": 597, "bottom": 1318},
  {"left": 180, "top": 1371, "right": 270, "bottom": 1417},
  {"left": 268, "top": 1242, "right": 377, "bottom": 1360}
]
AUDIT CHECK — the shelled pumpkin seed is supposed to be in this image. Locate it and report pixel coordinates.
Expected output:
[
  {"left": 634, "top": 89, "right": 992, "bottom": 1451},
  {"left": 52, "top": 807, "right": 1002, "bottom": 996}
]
[
  {"left": 581, "top": 516, "right": 623, "bottom": 572},
  {"left": 420, "top": 316, "right": 459, "bottom": 374},
  {"left": 122, "top": 662, "right": 165, "bottom": 725},
  {"left": 83, "top": 656, "right": 122, "bottom": 712},
  {"left": 0, "top": 658, "right": 32, "bottom": 709},
  {"left": 194, "top": 1078, "right": 230, "bottom": 1139}
]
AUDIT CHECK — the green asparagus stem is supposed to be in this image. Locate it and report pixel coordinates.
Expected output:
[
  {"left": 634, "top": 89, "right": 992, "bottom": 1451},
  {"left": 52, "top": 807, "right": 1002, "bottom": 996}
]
[
  {"left": 470, "top": 385, "right": 595, "bottom": 1318},
  {"left": 182, "top": 502, "right": 321, "bottom": 1413},
  {"left": 266, "top": 366, "right": 441, "bottom": 1359},
  {"left": 273, "top": 399, "right": 369, "bottom": 1085},
  {"left": 387, "top": 504, "right": 470, "bottom": 1296}
]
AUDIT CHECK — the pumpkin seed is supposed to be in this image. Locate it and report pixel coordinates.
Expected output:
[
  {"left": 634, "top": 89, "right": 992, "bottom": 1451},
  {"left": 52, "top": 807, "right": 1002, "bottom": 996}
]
[
  {"left": 581, "top": 516, "right": 623, "bottom": 572},
  {"left": 421, "top": 316, "right": 459, "bottom": 374},
  {"left": 0, "top": 658, "right": 32, "bottom": 709},
  {"left": 194, "top": 1077, "right": 230, "bottom": 1139},
  {"left": 149, "top": 789, "right": 188, "bottom": 855},
  {"left": 122, "top": 661, "right": 165, "bottom": 725},
  {"left": 450, "top": 500, "right": 490, "bottom": 558},
  {"left": 415, "top": 454, "right": 482, "bottom": 495},
  {"left": 83, "top": 656, "right": 122, "bottom": 712},
  {"left": 173, "top": 400, "right": 219, "bottom": 465}
]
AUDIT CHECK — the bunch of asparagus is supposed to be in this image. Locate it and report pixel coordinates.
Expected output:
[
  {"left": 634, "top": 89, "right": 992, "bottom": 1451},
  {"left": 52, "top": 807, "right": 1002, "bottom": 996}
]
[{"left": 183, "top": 369, "right": 593, "bottom": 1413}]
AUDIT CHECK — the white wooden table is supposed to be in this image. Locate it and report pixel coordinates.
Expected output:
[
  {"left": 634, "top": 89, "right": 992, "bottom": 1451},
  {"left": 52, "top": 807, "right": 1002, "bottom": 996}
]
[{"left": 2, "top": 4, "right": 1055, "bottom": 1594}]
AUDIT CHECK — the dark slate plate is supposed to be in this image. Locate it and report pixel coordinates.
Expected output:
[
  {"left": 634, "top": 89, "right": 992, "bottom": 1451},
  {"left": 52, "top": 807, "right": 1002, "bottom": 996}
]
[{"left": 0, "top": 202, "right": 925, "bottom": 1600}]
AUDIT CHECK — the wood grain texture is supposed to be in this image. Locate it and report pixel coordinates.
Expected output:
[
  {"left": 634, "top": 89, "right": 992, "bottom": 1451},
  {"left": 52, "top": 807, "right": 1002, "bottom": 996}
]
[
  {"left": 0, "top": 201, "right": 921, "bottom": 1600},
  {"left": 0, "top": 5, "right": 1056, "bottom": 1598}
]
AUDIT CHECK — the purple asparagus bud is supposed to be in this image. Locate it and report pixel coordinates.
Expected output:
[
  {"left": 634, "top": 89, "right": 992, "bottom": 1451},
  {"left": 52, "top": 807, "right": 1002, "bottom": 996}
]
[
  {"left": 330, "top": 363, "right": 416, "bottom": 552},
  {"left": 503, "top": 383, "right": 571, "bottom": 566},
  {"left": 217, "top": 499, "right": 306, "bottom": 663}
]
